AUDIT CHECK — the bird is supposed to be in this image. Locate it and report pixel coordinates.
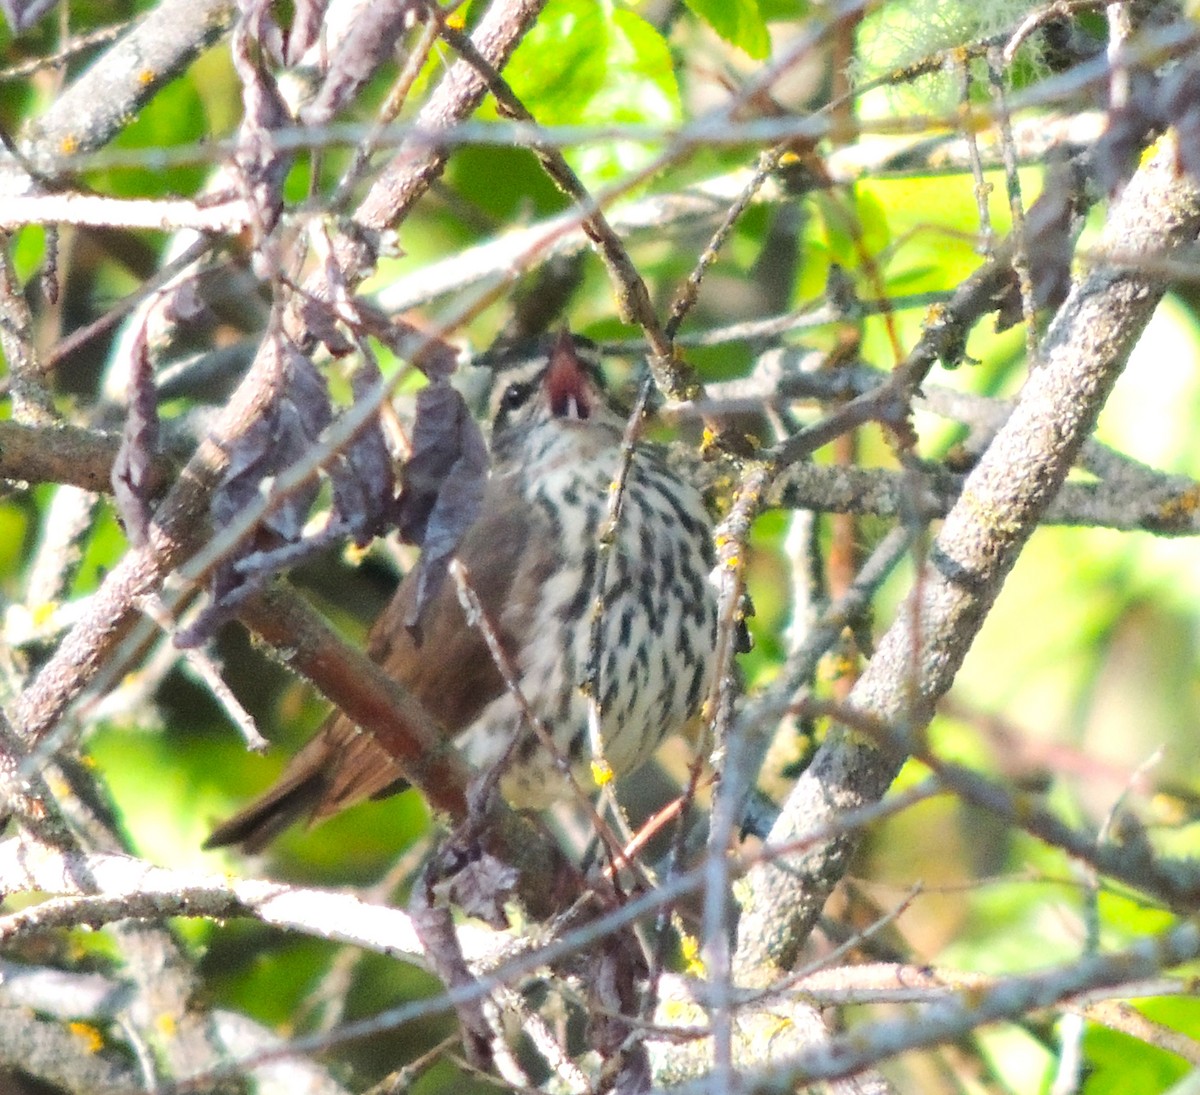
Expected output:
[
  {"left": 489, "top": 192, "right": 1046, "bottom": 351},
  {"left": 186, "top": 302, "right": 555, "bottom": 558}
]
[{"left": 204, "top": 331, "right": 720, "bottom": 852}]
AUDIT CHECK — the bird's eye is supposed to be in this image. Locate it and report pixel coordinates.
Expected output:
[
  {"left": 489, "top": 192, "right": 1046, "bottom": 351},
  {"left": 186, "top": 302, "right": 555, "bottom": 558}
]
[{"left": 500, "top": 381, "right": 530, "bottom": 411}]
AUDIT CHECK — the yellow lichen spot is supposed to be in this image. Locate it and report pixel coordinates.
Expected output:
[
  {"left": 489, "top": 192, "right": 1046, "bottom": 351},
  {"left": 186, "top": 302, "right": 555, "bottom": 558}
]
[
  {"left": 1158, "top": 485, "right": 1200, "bottom": 522},
  {"left": 660, "top": 997, "right": 704, "bottom": 1023},
  {"left": 732, "top": 877, "right": 754, "bottom": 911},
  {"left": 155, "top": 1013, "right": 178, "bottom": 1037},
  {"left": 68, "top": 1022, "right": 104, "bottom": 1054},
  {"left": 679, "top": 931, "right": 705, "bottom": 977},
  {"left": 446, "top": 8, "right": 467, "bottom": 29},
  {"left": 724, "top": 554, "right": 740, "bottom": 570},
  {"left": 59, "top": 135, "right": 79, "bottom": 155},
  {"left": 138, "top": 69, "right": 156, "bottom": 85},
  {"left": 1150, "top": 791, "right": 1189, "bottom": 827},
  {"left": 46, "top": 771, "right": 72, "bottom": 797},
  {"left": 820, "top": 651, "right": 858, "bottom": 682},
  {"left": 760, "top": 1012, "right": 797, "bottom": 1048},
  {"left": 590, "top": 757, "right": 614, "bottom": 787},
  {"left": 31, "top": 601, "right": 58, "bottom": 627}
]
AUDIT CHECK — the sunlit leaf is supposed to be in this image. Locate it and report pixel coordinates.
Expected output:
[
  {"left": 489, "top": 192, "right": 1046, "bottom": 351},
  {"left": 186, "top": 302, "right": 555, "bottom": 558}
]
[
  {"left": 506, "top": 0, "right": 682, "bottom": 185},
  {"left": 682, "top": 0, "right": 770, "bottom": 59}
]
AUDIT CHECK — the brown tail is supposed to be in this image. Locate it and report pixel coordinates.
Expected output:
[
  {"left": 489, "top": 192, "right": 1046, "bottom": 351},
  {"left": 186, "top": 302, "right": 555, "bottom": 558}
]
[
  {"left": 203, "top": 714, "right": 411, "bottom": 852},
  {"left": 202, "top": 769, "right": 330, "bottom": 853}
]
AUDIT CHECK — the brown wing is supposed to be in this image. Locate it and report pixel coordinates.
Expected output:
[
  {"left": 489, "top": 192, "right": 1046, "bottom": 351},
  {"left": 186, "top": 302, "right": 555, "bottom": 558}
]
[{"left": 204, "top": 477, "right": 547, "bottom": 852}]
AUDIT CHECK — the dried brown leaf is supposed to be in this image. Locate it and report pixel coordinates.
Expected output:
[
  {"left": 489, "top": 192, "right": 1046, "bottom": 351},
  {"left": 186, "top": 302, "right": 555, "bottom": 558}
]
[
  {"left": 329, "top": 361, "right": 398, "bottom": 547},
  {"left": 429, "top": 851, "right": 519, "bottom": 929},
  {"left": 299, "top": 0, "right": 421, "bottom": 125},
  {"left": 994, "top": 161, "right": 1083, "bottom": 331},
  {"left": 354, "top": 302, "right": 460, "bottom": 379},
  {"left": 395, "top": 382, "right": 489, "bottom": 629},
  {"left": 111, "top": 326, "right": 160, "bottom": 547},
  {"left": 1094, "top": 68, "right": 1160, "bottom": 195},
  {"left": 232, "top": 17, "right": 293, "bottom": 233},
  {"left": 212, "top": 337, "right": 331, "bottom": 549},
  {"left": 286, "top": 0, "right": 328, "bottom": 66},
  {"left": 0, "top": 0, "right": 57, "bottom": 32}
]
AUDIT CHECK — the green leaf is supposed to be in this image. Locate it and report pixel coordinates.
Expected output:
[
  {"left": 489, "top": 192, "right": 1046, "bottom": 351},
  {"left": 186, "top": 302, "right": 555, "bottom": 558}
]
[
  {"left": 758, "top": 0, "right": 808, "bottom": 18},
  {"left": 0, "top": 501, "right": 28, "bottom": 594},
  {"left": 573, "top": 8, "right": 681, "bottom": 184},
  {"left": 682, "top": 0, "right": 771, "bottom": 59},
  {"left": 504, "top": 0, "right": 609, "bottom": 125},
  {"left": 505, "top": 0, "right": 682, "bottom": 186},
  {"left": 1082, "top": 1020, "right": 1189, "bottom": 1095},
  {"left": 9, "top": 224, "right": 46, "bottom": 281},
  {"left": 89, "top": 75, "right": 208, "bottom": 198}
]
